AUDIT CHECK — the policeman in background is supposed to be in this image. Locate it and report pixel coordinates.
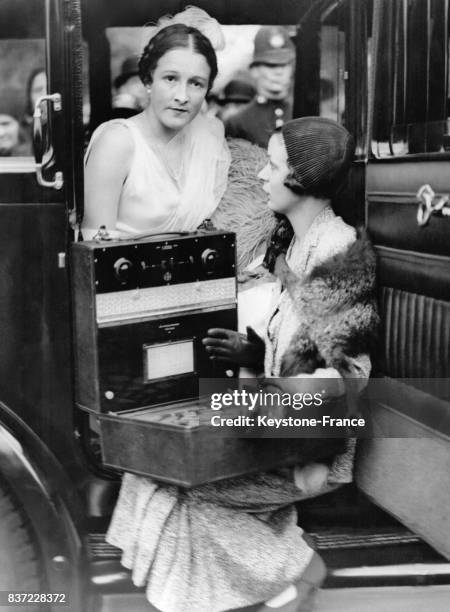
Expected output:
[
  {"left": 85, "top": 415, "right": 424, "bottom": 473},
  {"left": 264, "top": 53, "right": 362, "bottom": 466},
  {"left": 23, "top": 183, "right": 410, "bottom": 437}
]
[{"left": 225, "top": 26, "right": 295, "bottom": 148}]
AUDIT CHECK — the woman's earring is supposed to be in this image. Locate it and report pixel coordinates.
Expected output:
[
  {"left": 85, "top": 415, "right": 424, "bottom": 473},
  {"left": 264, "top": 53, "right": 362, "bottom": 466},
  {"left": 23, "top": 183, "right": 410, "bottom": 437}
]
[{"left": 146, "top": 86, "right": 151, "bottom": 95}]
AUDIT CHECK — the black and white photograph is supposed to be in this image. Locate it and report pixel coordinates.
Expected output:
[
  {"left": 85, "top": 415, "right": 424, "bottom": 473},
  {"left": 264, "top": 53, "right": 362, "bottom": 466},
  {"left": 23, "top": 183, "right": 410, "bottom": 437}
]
[{"left": 0, "top": 1, "right": 449, "bottom": 611}]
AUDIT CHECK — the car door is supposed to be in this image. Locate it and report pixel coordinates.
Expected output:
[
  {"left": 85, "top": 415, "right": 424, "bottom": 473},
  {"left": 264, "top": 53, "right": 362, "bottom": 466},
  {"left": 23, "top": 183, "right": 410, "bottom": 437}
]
[
  {"left": 0, "top": 0, "right": 83, "bottom": 466},
  {"left": 356, "top": 0, "right": 450, "bottom": 560}
]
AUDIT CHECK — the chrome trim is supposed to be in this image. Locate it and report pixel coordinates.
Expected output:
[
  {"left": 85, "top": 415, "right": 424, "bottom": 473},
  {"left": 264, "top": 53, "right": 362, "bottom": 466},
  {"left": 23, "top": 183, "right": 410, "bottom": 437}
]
[
  {"left": 416, "top": 184, "right": 450, "bottom": 226},
  {"left": 0, "top": 157, "right": 36, "bottom": 174},
  {"left": 33, "top": 93, "right": 64, "bottom": 190},
  {"left": 332, "top": 563, "right": 450, "bottom": 578},
  {"left": 97, "top": 302, "right": 236, "bottom": 328},
  {"left": 375, "top": 244, "right": 450, "bottom": 263}
]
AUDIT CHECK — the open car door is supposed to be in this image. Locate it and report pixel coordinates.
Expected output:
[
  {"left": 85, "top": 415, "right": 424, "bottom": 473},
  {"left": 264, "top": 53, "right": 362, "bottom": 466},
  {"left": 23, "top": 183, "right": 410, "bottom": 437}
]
[
  {"left": 356, "top": 0, "right": 450, "bottom": 560},
  {"left": 0, "top": 0, "right": 83, "bottom": 464}
]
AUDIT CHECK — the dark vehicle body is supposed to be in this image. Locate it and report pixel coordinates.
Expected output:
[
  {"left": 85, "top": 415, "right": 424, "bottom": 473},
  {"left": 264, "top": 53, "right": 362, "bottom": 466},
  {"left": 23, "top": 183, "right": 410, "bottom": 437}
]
[{"left": 0, "top": 1, "right": 449, "bottom": 610}]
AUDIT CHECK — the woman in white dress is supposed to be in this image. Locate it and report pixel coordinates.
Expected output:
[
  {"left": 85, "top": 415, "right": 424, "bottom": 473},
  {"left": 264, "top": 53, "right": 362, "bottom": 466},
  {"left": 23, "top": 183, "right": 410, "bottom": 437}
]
[{"left": 83, "top": 8, "right": 230, "bottom": 239}]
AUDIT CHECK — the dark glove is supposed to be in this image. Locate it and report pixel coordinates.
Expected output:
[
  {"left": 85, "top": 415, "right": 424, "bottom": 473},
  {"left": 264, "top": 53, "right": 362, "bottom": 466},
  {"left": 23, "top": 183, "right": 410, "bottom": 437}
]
[{"left": 202, "top": 326, "right": 265, "bottom": 369}]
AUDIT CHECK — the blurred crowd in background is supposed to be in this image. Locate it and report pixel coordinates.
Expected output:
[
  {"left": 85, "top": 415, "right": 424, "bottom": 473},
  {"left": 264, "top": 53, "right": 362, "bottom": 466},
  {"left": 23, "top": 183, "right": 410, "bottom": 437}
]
[
  {"left": 0, "top": 67, "right": 47, "bottom": 157},
  {"left": 0, "top": 24, "right": 342, "bottom": 156}
]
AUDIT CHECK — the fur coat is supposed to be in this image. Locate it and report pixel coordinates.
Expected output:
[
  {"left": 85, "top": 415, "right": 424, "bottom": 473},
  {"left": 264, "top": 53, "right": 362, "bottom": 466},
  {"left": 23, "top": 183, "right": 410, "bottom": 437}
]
[{"left": 273, "top": 232, "right": 379, "bottom": 378}]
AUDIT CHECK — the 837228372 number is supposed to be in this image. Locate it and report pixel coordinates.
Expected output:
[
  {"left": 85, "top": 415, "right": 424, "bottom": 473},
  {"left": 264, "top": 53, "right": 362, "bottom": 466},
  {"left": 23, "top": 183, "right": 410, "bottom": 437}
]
[{"left": 0, "top": 592, "right": 68, "bottom": 605}]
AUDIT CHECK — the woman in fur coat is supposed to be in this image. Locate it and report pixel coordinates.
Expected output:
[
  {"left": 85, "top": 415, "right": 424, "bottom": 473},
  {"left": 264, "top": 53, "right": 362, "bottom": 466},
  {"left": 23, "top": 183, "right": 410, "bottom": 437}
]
[
  {"left": 202, "top": 117, "right": 379, "bottom": 609},
  {"left": 107, "top": 118, "right": 378, "bottom": 612}
]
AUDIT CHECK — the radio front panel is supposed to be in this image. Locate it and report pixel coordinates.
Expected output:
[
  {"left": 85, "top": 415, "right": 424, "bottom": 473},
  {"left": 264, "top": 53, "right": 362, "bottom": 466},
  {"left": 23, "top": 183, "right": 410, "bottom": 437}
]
[
  {"left": 94, "top": 233, "right": 236, "bottom": 293},
  {"left": 96, "top": 277, "right": 236, "bottom": 325},
  {"left": 96, "top": 307, "right": 237, "bottom": 412},
  {"left": 71, "top": 232, "right": 237, "bottom": 414}
]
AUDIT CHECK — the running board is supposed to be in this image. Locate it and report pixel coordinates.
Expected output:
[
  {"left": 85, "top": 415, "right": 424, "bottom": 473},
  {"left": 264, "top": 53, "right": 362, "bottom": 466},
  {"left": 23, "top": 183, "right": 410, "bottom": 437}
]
[
  {"left": 328, "top": 563, "right": 450, "bottom": 587},
  {"left": 88, "top": 529, "right": 423, "bottom": 559},
  {"left": 310, "top": 530, "right": 421, "bottom": 550},
  {"left": 88, "top": 531, "right": 450, "bottom": 590}
]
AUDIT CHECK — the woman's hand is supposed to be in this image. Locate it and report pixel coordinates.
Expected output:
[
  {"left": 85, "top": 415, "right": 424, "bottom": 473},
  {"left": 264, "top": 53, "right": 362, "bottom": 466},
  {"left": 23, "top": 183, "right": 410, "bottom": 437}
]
[{"left": 202, "top": 326, "right": 265, "bottom": 369}]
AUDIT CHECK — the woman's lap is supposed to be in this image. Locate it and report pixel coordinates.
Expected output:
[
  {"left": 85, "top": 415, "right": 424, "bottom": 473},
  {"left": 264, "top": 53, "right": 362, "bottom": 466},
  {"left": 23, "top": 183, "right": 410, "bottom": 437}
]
[{"left": 106, "top": 472, "right": 314, "bottom": 612}]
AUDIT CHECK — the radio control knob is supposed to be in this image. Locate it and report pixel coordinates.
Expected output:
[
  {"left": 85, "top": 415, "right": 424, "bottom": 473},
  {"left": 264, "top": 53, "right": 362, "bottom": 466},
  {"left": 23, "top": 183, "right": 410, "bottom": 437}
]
[
  {"left": 201, "top": 248, "right": 219, "bottom": 271},
  {"left": 113, "top": 257, "right": 133, "bottom": 282}
]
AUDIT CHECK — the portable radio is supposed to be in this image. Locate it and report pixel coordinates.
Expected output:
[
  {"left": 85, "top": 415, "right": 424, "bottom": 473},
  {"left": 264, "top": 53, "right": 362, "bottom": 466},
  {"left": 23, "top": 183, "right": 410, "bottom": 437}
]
[{"left": 72, "top": 231, "right": 336, "bottom": 486}]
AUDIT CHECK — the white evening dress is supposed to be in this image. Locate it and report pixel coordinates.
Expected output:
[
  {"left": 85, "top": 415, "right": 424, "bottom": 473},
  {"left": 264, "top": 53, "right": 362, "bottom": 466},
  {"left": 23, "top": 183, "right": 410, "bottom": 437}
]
[{"left": 83, "top": 113, "right": 230, "bottom": 237}]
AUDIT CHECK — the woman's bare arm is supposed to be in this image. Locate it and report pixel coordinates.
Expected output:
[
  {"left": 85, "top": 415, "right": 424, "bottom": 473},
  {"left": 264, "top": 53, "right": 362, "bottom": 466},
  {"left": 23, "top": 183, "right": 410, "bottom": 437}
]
[{"left": 83, "top": 123, "right": 133, "bottom": 238}]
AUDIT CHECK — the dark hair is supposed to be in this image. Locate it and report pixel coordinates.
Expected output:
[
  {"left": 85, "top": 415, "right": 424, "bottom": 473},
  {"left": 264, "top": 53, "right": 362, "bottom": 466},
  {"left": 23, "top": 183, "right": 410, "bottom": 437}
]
[
  {"left": 283, "top": 163, "right": 339, "bottom": 199},
  {"left": 282, "top": 163, "right": 348, "bottom": 200},
  {"left": 268, "top": 130, "right": 311, "bottom": 197},
  {"left": 139, "top": 24, "right": 218, "bottom": 91}
]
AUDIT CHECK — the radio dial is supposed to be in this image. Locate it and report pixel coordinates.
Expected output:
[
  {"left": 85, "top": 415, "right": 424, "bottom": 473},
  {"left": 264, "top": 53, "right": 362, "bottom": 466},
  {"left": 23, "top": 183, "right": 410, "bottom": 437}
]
[
  {"left": 201, "top": 248, "right": 219, "bottom": 271},
  {"left": 113, "top": 257, "right": 133, "bottom": 282}
]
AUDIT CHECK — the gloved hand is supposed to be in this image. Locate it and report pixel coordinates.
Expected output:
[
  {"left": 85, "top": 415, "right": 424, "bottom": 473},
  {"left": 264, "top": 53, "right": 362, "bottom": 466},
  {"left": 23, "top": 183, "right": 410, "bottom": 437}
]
[{"left": 202, "top": 326, "right": 265, "bottom": 369}]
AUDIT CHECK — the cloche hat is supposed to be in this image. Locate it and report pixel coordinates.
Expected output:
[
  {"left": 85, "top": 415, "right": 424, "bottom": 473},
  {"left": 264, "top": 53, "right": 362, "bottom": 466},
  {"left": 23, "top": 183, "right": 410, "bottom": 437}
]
[{"left": 281, "top": 117, "right": 354, "bottom": 197}]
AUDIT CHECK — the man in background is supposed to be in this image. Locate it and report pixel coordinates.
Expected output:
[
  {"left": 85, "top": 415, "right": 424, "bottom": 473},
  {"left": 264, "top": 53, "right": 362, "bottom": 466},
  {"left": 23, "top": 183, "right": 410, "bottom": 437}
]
[
  {"left": 111, "top": 56, "right": 147, "bottom": 119},
  {"left": 217, "top": 73, "right": 255, "bottom": 123},
  {"left": 225, "top": 26, "right": 295, "bottom": 148}
]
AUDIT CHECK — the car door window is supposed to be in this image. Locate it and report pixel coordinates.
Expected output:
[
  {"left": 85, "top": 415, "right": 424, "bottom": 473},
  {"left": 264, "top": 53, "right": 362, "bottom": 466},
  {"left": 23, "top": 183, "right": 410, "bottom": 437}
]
[
  {"left": 372, "top": 0, "right": 449, "bottom": 157},
  {"left": 0, "top": 41, "right": 46, "bottom": 162},
  {"left": 86, "top": 24, "right": 297, "bottom": 133},
  {"left": 0, "top": 1, "right": 47, "bottom": 168}
]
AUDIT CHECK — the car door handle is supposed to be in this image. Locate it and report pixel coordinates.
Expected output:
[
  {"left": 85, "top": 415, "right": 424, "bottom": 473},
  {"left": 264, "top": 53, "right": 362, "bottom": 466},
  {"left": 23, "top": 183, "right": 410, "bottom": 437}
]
[
  {"left": 416, "top": 184, "right": 450, "bottom": 226},
  {"left": 32, "top": 93, "right": 64, "bottom": 190}
]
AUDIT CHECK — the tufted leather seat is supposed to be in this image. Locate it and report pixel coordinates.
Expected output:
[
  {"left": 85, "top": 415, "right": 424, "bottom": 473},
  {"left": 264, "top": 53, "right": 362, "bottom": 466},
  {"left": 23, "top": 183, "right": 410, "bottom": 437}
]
[{"left": 355, "top": 174, "right": 450, "bottom": 560}]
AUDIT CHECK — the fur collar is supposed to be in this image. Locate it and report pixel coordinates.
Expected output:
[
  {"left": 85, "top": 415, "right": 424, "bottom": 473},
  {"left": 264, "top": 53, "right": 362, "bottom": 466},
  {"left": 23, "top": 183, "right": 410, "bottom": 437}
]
[{"left": 273, "top": 232, "right": 379, "bottom": 376}]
